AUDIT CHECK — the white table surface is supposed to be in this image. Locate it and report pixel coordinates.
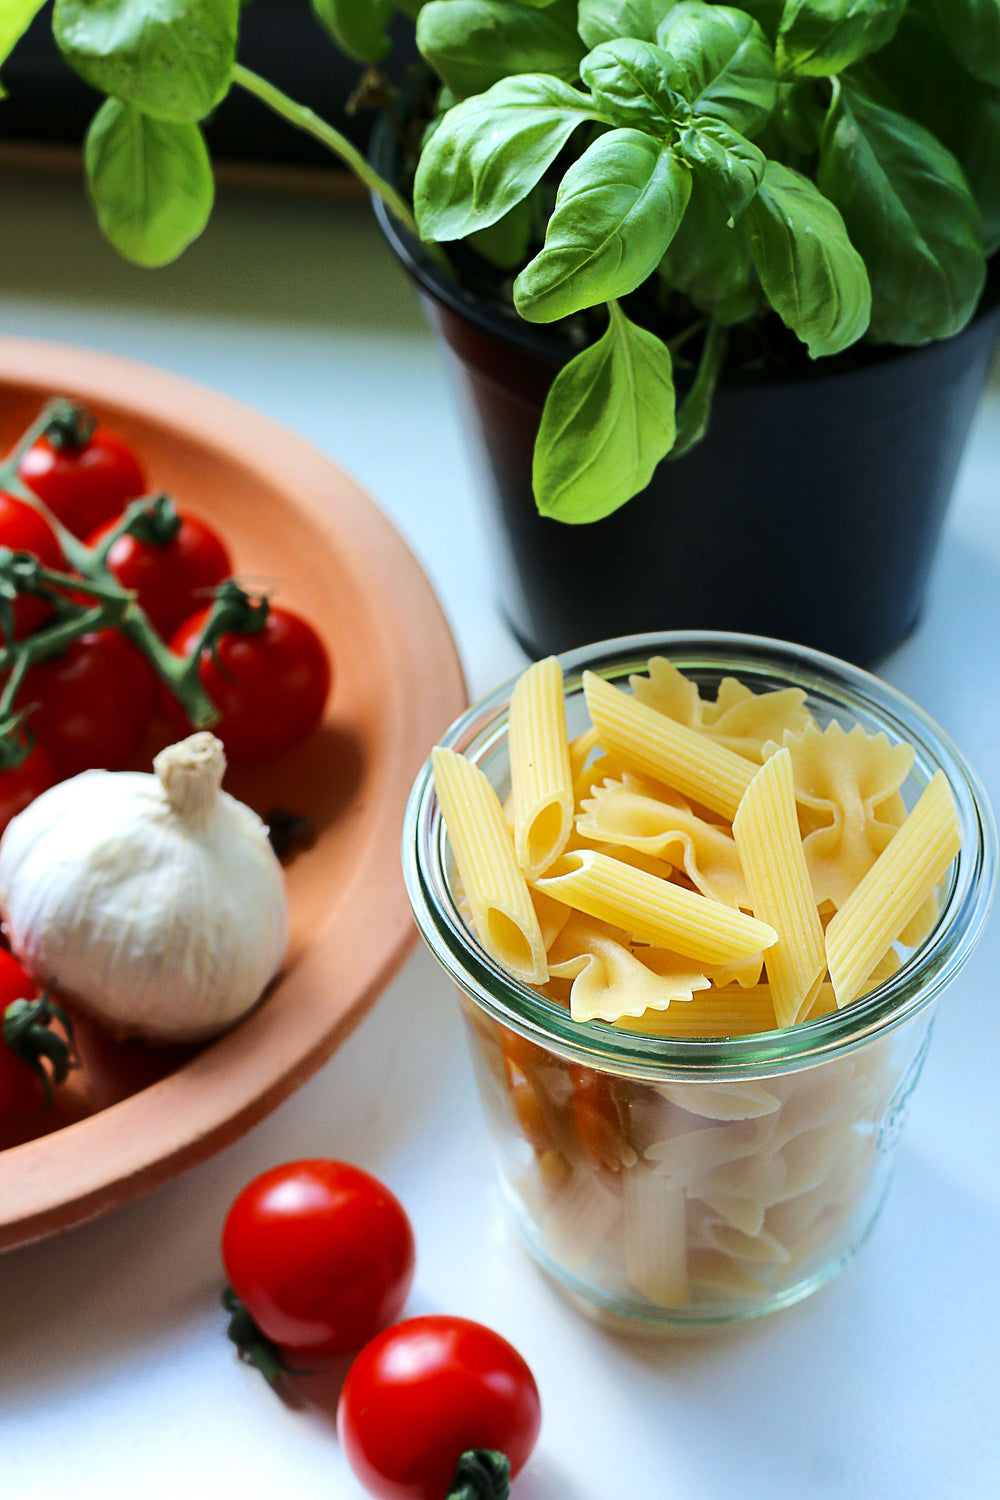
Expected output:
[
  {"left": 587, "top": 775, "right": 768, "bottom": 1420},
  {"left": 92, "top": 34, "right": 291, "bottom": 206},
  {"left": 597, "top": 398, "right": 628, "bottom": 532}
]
[{"left": 2, "top": 165, "right": 998, "bottom": 1500}]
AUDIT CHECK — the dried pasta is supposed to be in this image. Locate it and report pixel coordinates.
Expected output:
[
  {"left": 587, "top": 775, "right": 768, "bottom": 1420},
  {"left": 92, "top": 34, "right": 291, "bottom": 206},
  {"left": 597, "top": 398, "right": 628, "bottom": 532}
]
[{"left": 509, "top": 656, "right": 575, "bottom": 880}]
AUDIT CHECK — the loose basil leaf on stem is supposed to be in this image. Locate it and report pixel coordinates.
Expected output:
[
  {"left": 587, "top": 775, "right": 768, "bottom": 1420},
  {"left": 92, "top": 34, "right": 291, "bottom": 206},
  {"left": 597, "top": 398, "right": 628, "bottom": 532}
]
[
  {"left": 0, "top": 0, "right": 46, "bottom": 96},
  {"left": 818, "top": 81, "right": 986, "bottom": 345},
  {"left": 414, "top": 75, "right": 604, "bottom": 241},
  {"left": 53, "top": 0, "right": 240, "bottom": 124},
  {"left": 658, "top": 174, "right": 760, "bottom": 322},
  {"left": 533, "top": 300, "right": 676, "bottom": 522},
  {"left": 578, "top": 0, "right": 679, "bottom": 50},
  {"left": 674, "top": 115, "right": 764, "bottom": 220},
  {"left": 671, "top": 320, "right": 729, "bottom": 458},
  {"left": 85, "top": 100, "right": 214, "bottom": 268},
  {"left": 514, "top": 130, "right": 691, "bottom": 321},
  {"left": 776, "top": 0, "right": 907, "bottom": 77},
  {"left": 311, "top": 0, "right": 394, "bottom": 62},
  {"left": 930, "top": 0, "right": 1000, "bottom": 90},
  {"left": 416, "top": 0, "right": 584, "bottom": 99},
  {"left": 580, "top": 39, "right": 688, "bottom": 133},
  {"left": 744, "top": 159, "right": 871, "bottom": 356},
  {"left": 656, "top": 3, "right": 777, "bottom": 136}
]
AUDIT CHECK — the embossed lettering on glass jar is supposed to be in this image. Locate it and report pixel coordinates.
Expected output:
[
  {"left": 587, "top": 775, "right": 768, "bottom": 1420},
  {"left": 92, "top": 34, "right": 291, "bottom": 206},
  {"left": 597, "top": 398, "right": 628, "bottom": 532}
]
[{"left": 403, "top": 634, "right": 996, "bottom": 1328}]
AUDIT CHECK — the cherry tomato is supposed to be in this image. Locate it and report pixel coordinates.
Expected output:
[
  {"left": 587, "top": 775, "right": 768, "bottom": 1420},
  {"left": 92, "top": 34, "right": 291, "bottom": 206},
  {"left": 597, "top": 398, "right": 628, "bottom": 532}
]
[
  {"left": 168, "top": 605, "right": 331, "bottom": 763},
  {"left": 87, "top": 511, "right": 233, "bottom": 639},
  {"left": 337, "top": 1315, "right": 542, "bottom": 1500},
  {"left": 0, "top": 951, "right": 42, "bottom": 1121},
  {"left": 18, "top": 629, "right": 157, "bottom": 777},
  {"left": 0, "top": 490, "right": 64, "bottom": 639},
  {"left": 19, "top": 423, "right": 146, "bottom": 539},
  {"left": 221, "top": 1160, "right": 416, "bottom": 1361},
  {"left": 0, "top": 741, "right": 56, "bottom": 836}
]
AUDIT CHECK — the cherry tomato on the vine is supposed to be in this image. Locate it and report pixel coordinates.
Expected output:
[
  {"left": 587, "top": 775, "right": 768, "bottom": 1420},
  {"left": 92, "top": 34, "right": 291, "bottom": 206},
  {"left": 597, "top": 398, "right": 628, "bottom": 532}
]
[
  {"left": 337, "top": 1315, "right": 542, "bottom": 1500},
  {"left": 0, "top": 950, "right": 43, "bottom": 1122},
  {"left": 19, "top": 423, "right": 146, "bottom": 539},
  {"left": 18, "top": 629, "right": 157, "bottom": 777},
  {"left": 168, "top": 605, "right": 331, "bottom": 763},
  {"left": 0, "top": 741, "right": 56, "bottom": 836},
  {"left": 87, "top": 510, "right": 233, "bottom": 639},
  {"left": 222, "top": 1160, "right": 416, "bottom": 1360},
  {"left": 0, "top": 490, "right": 64, "bottom": 639}
]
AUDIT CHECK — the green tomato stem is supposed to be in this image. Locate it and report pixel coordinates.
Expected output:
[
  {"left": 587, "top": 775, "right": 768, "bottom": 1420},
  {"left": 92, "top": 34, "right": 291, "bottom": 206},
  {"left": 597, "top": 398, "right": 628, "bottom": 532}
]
[
  {"left": 3, "top": 994, "right": 78, "bottom": 1111},
  {"left": 221, "top": 1286, "right": 293, "bottom": 1391},
  {"left": 446, "top": 1451, "right": 511, "bottom": 1500}
]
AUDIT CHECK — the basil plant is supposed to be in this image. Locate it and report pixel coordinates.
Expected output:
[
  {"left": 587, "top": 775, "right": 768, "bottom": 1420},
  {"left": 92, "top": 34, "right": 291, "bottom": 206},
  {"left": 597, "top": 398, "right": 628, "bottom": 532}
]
[{"left": 7, "top": 1, "right": 998, "bottom": 523}]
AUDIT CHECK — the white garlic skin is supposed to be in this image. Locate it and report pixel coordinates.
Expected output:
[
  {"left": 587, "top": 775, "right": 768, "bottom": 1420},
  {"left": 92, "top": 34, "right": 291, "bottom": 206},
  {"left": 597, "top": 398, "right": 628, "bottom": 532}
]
[{"left": 0, "top": 760, "right": 289, "bottom": 1043}]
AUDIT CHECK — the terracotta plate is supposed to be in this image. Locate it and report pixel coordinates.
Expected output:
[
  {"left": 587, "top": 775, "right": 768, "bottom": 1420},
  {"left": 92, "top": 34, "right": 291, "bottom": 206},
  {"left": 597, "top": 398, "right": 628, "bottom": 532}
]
[{"left": 0, "top": 338, "right": 466, "bottom": 1251}]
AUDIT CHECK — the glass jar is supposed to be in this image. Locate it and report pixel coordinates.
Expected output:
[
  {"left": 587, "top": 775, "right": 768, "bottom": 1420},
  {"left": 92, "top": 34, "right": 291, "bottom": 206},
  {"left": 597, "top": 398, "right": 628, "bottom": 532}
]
[{"left": 402, "top": 633, "right": 996, "bottom": 1327}]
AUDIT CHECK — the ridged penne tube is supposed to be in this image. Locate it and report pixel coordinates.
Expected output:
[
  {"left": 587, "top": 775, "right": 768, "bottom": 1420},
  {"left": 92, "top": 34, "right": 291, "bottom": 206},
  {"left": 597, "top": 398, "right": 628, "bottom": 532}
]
[
  {"left": 623, "top": 1166, "right": 689, "bottom": 1306},
  {"left": 583, "top": 670, "right": 757, "bottom": 819},
  {"left": 733, "top": 748, "right": 826, "bottom": 1028},
  {"left": 615, "top": 984, "right": 779, "bottom": 1038},
  {"left": 509, "top": 656, "right": 574, "bottom": 879},
  {"left": 534, "top": 850, "right": 777, "bottom": 965},
  {"left": 542, "top": 1166, "right": 622, "bottom": 1267},
  {"left": 431, "top": 748, "right": 547, "bottom": 985},
  {"left": 826, "top": 770, "right": 961, "bottom": 1007}
]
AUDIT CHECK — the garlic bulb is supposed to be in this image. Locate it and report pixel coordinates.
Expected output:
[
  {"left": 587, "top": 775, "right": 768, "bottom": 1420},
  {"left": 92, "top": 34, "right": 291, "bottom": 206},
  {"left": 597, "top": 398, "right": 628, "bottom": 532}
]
[{"left": 0, "top": 734, "right": 288, "bottom": 1042}]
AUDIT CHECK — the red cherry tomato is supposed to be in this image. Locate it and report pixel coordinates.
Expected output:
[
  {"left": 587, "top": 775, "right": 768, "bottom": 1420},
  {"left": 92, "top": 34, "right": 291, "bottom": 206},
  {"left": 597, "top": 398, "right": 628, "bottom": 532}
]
[
  {"left": 19, "top": 424, "right": 146, "bottom": 539},
  {"left": 168, "top": 605, "right": 331, "bottom": 763},
  {"left": 0, "top": 951, "right": 43, "bottom": 1121},
  {"left": 18, "top": 629, "right": 157, "bottom": 777},
  {"left": 221, "top": 1160, "right": 416, "bottom": 1360},
  {"left": 0, "top": 490, "right": 64, "bottom": 639},
  {"left": 337, "top": 1315, "right": 542, "bottom": 1500},
  {"left": 0, "top": 741, "right": 56, "bottom": 836},
  {"left": 87, "top": 511, "right": 233, "bottom": 639}
]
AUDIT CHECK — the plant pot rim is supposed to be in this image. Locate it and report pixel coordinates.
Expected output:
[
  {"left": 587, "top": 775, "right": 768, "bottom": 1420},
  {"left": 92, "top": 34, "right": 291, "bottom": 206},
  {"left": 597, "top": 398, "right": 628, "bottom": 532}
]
[{"left": 370, "top": 112, "right": 1000, "bottom": 384}]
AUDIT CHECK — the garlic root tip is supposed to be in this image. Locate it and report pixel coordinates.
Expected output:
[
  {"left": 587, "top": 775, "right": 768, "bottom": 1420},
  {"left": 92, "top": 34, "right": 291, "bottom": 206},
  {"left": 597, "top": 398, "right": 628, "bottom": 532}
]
[{"left": 154, "top": 733, "right": 227, "bottom": 827}]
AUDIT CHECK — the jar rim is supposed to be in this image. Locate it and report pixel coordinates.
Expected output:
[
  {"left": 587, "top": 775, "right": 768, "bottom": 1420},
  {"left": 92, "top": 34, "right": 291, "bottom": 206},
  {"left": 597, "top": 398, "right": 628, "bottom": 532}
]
[{"left": 402, "top": 631, "right": 997, "bottom": 1081}]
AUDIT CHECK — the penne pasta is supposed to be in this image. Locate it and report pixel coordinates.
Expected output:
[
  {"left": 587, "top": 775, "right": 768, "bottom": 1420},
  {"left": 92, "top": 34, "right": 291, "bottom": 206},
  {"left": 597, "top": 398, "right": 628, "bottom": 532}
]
[
  {"left": 431, "top": 747, "right": 548, "bottom": 985},
  {"left": 509, "top": 656, "right": 575, "bottom": 879},
  {"left": 534, "top": 849, "right": 777, "bottom": 965},
  {"left": 623, "top": 1166, "right": 689, "bottom": 1306},
  {"left": 617, "top": 985, "right": 779, "bottom": 1038},
  {"left": 733, "top": 748, "right": 826, "bottom": 1027},
  {"left": 583, "top": 670, "right": 757, "bottom": 819},
  {"left": 825, "top": 770, "right": 961, "bottom": 1007}
]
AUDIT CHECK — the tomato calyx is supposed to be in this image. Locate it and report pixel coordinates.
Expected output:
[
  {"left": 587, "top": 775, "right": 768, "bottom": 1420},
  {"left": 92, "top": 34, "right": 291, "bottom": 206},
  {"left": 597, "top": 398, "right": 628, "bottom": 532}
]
[
  {"left": 447, "top": 1450, "right": 511, "bottom": 1500},
  {"left": 222, "top": 1285, "right": 302, "bottom": 1390},
  {"left": 39, "top": 398, "right": 99, "bottom": 454},
  {"left": 2, "top": 993, "right": 78, "bottom": 1110},
  {"left": 95, "top": 493, "right": 183, "bottom": 559}
]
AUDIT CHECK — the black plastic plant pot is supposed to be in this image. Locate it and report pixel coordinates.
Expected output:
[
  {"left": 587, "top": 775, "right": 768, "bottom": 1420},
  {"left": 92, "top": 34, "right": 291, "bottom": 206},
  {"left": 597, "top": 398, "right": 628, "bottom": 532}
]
[{"left": 371, "top": 132, "right": 1000, "bottom": 666}]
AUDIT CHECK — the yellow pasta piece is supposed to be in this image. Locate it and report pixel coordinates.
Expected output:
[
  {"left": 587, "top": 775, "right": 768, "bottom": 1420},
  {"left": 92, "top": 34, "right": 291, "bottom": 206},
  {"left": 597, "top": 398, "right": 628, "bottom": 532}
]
[
  {"left": 630, "top": 657, "right": 812, "bottom": 761},
  {"left": 583, "top": 671, "right": 757, "bottom": 820},
  {"left": 733, "top": 749, "right": 827, "bottom": 1028},
  {"left": 431, "top": 747, "right": 547, "bottom": 985},
  {"left": 534, "top": 849, "right": 777, "bottom": 965},
  {"left": 825, "top": 770, "right": 961, "bottom": 1008},
  {"left": 577, "top": 775, "right": 749, "bottom": 908},
  {"left": 877, "top": 790, "right": 941, "bottom": 947},
  {"left": 623, "top": 1166, "right": 689, "bottom": 1306},
  {"left": 509, "top": 656, "right": 574, "bottom": 880},
  {"left": 547, "top": 913, "right": 709, "bottom": 1023},
  {"left": 616, "top": 984, "right": 779, "bottom": 1038}
]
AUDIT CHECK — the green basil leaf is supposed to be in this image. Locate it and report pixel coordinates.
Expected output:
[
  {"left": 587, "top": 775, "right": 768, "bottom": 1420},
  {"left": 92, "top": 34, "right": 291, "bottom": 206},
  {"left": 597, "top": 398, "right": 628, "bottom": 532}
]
[
  {"left": 578, "top": 0, "right": 679, "bottom": 48},
  {"left": 674, "top": 115, "right": 764, "bottom": 219},
  {"left": 414, "top": 74, "right": 602, "bottom": 240},
  {"left": 659, "top": 174, "right": 760, "bottom": 322},
  {"left": 580, "top": 39, "right": 688, "bottom": 131},
  {"left": 930, "top": 0, "right": 1000, "bottom": 89},
  {"left": 744, "top": 160, "right": 870, "bottom": 356},
  {"left": 53, "top": 0, "right": 239, "bottom": 124},
  {"left": 84, "top": 98, "right": 214, "bottom": 266},
  {"left": 533, "top": 302, "right": 675, "bottom": 521},
  {"left": 514, "top": 129, "right": 691, "bottom": 321},
  {"left": 671, "top": 320, "right": 729, "bottom": 458},
  {"left": 0, "top": 0, "right": 46, "bottom": 95},
  {"left": 416, "top": 0, "right": 584, "bottom": 99},
  {"left": 310, "top": 0, "right": 393, "bottom": 62},
  {"left": 468, "top": 189, "right": 539, "bottom": 266},
  {"left": 772, "top": 77, "right": 827, "bottom": 153},
  {"left": 776, "top": 0, "right": 907, "bottom": 77},
  {"left": 818, "top": 82, "right": 986, "bottom": 344},
  {"left": 656, "top": 3, "right": 776, "bottom": 135}
]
